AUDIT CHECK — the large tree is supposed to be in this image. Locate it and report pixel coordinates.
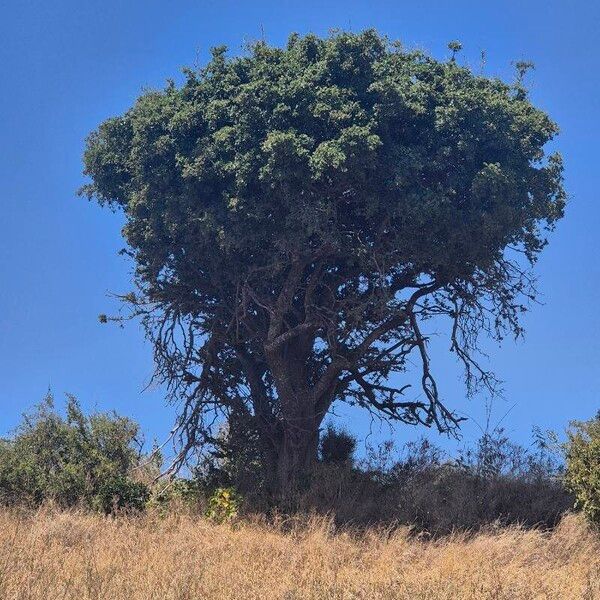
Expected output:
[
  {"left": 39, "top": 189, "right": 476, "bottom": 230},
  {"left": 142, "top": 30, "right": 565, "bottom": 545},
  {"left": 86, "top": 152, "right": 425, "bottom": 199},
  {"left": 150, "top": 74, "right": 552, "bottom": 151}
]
[{"left": 82, "top": 31, "right": 565, "bottom": 499}]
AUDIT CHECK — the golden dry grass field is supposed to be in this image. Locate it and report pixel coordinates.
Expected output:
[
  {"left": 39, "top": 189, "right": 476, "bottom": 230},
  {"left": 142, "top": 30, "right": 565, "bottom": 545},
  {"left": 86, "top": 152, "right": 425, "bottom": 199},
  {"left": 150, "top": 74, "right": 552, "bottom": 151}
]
[{"left": 1, "top": 508, "right": 598, "bottom": 600}]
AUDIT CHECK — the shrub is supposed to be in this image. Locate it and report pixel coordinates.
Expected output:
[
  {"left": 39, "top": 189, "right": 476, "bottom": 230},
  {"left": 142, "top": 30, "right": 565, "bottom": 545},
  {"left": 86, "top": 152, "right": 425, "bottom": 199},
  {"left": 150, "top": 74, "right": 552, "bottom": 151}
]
[
  {"left": 148, "top": 478, "right": 206, "bottom": 515},
  {"left": 191, "top": 414, "right": 267, "bottom": 508},
  {"left": 205, "top": 487, "right": 240, "bottom": 523},
  {"left": 300, "top": 429, "right": 572, "bottom": 533},
  {"left": 93, "top": 477, "right": 150, "bottom": 514},
  {"left": 0, "top": 392, "right": 149, "bottom": 513},
  {"left": 319, "top": 425, "right": 356, "bottom": 464},
  {"left": 565, "top": 412, "right": 600, "bottom": 525}
]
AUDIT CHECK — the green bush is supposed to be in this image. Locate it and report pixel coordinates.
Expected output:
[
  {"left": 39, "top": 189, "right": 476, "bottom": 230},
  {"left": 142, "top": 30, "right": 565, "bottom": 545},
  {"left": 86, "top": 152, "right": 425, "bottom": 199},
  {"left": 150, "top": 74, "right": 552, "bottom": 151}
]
[
  {"left": 192, "top": 415, "right": 269, "bottom": 507},
  {"left": 93, "top": 476, "right": 150, "bottom": 514},
  {"left": 565, "top": 412, "right": 600, "bottom": 525},
  {"left": 205, "top": 487, "right": 240, "bottom": 523},
  {"left": 0, "top": 392, "right": 149, "bottom": 513},
  {"left": 147, "top": 478, "right": 206, "bottom": 514},
  {"left": 319, "top": 425, "right": 356, "bottom": 464}
]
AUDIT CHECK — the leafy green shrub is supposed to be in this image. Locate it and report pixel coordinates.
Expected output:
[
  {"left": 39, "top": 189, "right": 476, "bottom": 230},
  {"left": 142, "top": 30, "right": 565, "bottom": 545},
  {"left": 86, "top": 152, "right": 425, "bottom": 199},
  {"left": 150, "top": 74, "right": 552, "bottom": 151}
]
[
  {"left": 0, "top": 392, "right": 149, "bottom": 513},
  {"left": 320, "top": 425, "right": 356, "bottom": 464},
  {"left": 93, "top": 476, "right": 150, "bottom": 514},
  {"left": 191, "top": 415, "right": 270, "bottom": 508},
  {"left": 205, "top": 487, "right": 240, "bottom": 523},
  {"left": 565, "top": 413, "right": 600, "bottom": 525},
  {"left": 147, "top": 478, "right": 205, "bottom": 515}
]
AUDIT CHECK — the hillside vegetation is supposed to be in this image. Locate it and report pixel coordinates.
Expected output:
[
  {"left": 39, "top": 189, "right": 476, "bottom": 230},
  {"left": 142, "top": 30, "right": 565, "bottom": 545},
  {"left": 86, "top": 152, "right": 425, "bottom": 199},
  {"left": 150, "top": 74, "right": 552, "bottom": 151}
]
[
  {"left": 0, "top": 396, "right": 578, "bottom": 532},
  {"left": 1, "top": 508, "right": 598, "bottom": 600},
  {"left": 1, "top": 398, "right": 598, "bottom": 598}
]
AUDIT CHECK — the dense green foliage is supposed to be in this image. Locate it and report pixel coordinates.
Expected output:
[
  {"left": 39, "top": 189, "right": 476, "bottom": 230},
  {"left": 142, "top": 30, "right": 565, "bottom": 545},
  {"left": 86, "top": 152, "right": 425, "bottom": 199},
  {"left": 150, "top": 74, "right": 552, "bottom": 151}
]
[
  {"left": 319, "top": 425, "right": 356, "bottom": 464},
  {"left": 82, "top": 30, "right": 565, "bottom": 496},
  {"left": 205, "top": 487, "right": 240, "bottom": 523},
  {"left": 565, "top": 413, "right": 600, "bottom": 525},
  {"left": 0, "top": 394, "right": 149, "bottom": 513}
]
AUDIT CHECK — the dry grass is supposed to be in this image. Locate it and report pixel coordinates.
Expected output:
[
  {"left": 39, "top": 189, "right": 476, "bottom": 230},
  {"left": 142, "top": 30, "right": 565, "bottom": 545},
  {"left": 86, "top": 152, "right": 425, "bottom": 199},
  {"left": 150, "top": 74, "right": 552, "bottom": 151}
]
[{"left": 1, "top": 508, "right": 598, "bottom": 600}]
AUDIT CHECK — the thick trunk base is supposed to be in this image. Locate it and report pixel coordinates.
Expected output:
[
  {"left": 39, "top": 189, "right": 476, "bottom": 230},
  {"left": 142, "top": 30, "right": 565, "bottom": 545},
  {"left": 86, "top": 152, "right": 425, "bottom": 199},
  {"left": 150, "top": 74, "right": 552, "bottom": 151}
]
[{"left": 269, "top": 425, "right": 319, "bottom": 507}]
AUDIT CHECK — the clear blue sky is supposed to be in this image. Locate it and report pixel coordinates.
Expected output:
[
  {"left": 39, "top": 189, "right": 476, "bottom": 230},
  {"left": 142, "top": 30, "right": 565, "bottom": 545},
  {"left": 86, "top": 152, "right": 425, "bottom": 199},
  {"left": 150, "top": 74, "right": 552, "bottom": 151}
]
[{"left": 1, "top": 0, "right": 598, "bottom": 455}]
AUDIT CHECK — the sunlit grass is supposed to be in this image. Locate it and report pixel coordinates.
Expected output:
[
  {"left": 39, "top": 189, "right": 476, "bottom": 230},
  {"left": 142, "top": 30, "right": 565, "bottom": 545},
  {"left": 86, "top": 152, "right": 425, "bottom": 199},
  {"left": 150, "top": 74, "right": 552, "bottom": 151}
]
[{"left": 0, "top": 507, "right": 598, "bottom": 599}]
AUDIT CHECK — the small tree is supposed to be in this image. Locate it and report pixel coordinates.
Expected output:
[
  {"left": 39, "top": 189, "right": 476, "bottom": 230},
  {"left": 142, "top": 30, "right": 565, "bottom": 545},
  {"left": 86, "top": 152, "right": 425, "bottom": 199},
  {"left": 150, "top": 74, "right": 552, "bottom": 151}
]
[
  {"left": 82, "top": 30, "right": 565, "bottom": 500},
  {"left": 565, "top": 413, "right": 600, "bottom": 525},
  {"left": 0, "top": 393, "right": 149, "bottom": 512}
]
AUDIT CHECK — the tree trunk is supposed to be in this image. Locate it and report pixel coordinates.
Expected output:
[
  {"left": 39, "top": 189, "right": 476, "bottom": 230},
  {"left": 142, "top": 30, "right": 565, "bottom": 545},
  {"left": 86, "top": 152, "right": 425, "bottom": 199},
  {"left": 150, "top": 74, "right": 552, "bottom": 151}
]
[
  {"left": 273, "top": 418, "right": 320, "bottom": 505},
  {"left": 263, "top": 334, "right": 331, "bottom": 504}
]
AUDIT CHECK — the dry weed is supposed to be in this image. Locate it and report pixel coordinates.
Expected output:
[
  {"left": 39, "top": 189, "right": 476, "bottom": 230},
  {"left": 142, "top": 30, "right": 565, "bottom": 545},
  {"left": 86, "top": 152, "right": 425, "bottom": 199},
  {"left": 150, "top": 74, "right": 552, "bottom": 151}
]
[{"left": 0, "top": 508, "right": 598, "bottom": 599}]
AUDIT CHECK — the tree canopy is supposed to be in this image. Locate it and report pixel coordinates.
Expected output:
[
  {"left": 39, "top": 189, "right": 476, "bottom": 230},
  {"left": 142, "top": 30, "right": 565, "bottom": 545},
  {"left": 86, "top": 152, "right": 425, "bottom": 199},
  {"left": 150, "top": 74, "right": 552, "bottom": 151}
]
[{"left": 82, "top": 30, "right": 565, "bottom": 498}]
